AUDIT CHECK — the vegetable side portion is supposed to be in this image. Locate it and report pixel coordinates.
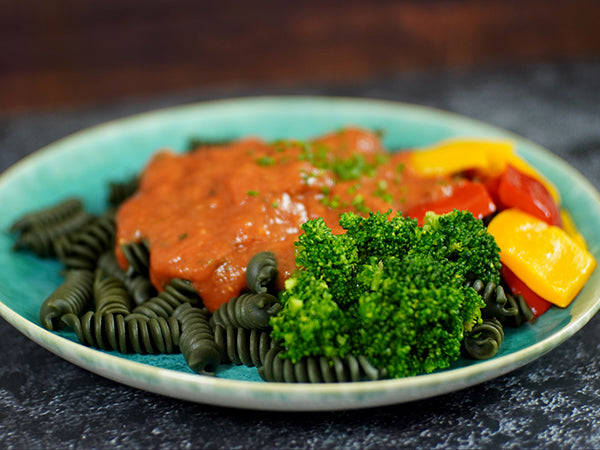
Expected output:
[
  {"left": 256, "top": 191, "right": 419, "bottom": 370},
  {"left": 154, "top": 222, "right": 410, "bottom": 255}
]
[{"left": 271, "top": 210, "right": 499, "bottom": 378}]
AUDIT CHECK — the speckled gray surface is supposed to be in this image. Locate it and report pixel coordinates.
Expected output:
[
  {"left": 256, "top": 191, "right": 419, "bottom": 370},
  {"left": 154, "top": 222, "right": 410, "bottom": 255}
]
[{"left": 1, "top": 59, "right": 600, "bottom": 449}]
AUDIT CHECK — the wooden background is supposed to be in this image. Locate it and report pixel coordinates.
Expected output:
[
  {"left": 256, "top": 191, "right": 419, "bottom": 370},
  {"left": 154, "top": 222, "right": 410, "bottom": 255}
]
[{"left": 2, "top": 0, "right": 600, "bottom": 112}]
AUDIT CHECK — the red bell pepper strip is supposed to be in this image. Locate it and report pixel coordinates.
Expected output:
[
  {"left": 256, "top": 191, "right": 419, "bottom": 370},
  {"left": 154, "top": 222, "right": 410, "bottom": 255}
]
[
  {"left": 406, "top": 181, "right": 496, "bottom": 225},
  {"left": 483, "top": 173, "right": 502, "bottom": 206},
  {"left": 500, "top": 265, "right": 552, "bottom": 318},
  {"left": 497, "top": 164, "right": 562, "bottom": 227}
]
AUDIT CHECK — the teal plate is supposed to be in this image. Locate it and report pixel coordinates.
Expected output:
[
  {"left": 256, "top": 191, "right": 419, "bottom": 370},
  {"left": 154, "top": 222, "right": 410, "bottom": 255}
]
[{"left": 1, "top": 97, "right": 599, "bottom": 411}]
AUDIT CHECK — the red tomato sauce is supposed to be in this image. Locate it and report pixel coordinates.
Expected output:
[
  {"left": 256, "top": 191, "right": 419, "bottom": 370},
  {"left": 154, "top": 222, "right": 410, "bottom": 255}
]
[{"left": 115, "top": 128, "right": 459, "bottom": 312}]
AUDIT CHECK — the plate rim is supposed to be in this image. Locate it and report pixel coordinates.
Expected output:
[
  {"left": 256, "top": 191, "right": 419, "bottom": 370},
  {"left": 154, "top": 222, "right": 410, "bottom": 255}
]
[{"left": 1, "top": 95, "right": 599, "bottom": 411}]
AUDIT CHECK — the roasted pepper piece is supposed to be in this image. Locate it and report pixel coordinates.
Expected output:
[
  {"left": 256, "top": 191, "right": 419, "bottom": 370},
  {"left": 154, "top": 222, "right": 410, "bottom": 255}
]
[
  {"left": 406, "top": 181, "right": 495, "bottom": 226},
  {"left": 500, "top": 265, "right": 552, "bottom": 318},
  {"left": 488, "top": 209, "right": 596, "bottom": 308},
  {"left": 497, "top": 164, "right": 562, "bottom": 227},
  {"left": 409, "top": 139, "right": 502, "bottom": 176},
  {"left": 409, "top": 139, "right": 560, "bottom": 204}
]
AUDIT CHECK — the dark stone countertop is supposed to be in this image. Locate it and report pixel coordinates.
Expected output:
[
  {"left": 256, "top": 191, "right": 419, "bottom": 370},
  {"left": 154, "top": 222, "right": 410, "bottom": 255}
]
[{"left": 1, "top": 59, "right": 600, "bottom": 449}]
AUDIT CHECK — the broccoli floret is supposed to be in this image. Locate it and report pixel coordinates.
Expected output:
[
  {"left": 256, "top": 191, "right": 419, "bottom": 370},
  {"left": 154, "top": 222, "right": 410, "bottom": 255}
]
[
  {"left": 270, "top": 270, "right": 352, "bottom": 362},
  {"left": 417, "top": 210, "right": 501, "bottom": 285},
  {"left": 294, "top": 217, "right": 360, "bottom": 308},
  {"left": 339, "top": 210, "right": 419, "bottom": 260},
  {"left": 356, "top": 255, "right": 484, "bottom": 377},
  {"left": 270, "top": 209, "right": 500, "bottom": 378}
]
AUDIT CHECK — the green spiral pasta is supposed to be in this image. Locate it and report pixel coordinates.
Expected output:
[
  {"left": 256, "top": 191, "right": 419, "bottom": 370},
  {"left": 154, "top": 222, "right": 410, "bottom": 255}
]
[
  {"left": 107, "top": 176, "right": 139, "bottom": 207},
  {"left": 210, "top": 292, "right": 281, "bottom": 330},
  {"left": 39, "top": 269, "right": 95, "bottom": 330},
  {"left": 13, "top": 210, "right": 95, "bottom": 258},
  {"left": 130, "top": 278, "right": 201, "bottom": 319},
  {"left": 61, "top": 312, "right": 181, "bottom": 354},
  {"left": 93, "top": 270, "right": 132, "bottom": 316},
  {"left": 258, "top": 347, "right": 387, "bottom": 383},
  {"left": 468, "top": 279, "right": 518, "bottom": 319},
  {"left": 173, "top": 303, "right": 221, "bottom": 375},
  {"left": 467, "top": 279, "right": 534, "bottom": 326},
  {"left": 55, "top": 212, "right": 117, "bottom": 270},
  {"left": 245, "top": 251, "right": 278, "bottom": 294},
  {"left": 462, "top": 318, "right": 505, "bottom": 360},
  {"left": 506, "top": 294, "right": 534, "bottom": 327},
  {"left": 9, "top": 198, "right": 84, "bottom": 234},
  {"left": 96, "top": 251, "right": 156, "bottom": 306},
  {"left": 213, "top": 324, "right": 275, "bottom": 367},
  {"left": 120, "top": 239, "right": 151, "bottom": 276},
  {"left": 187, "top": 137, "right": 234, "bottom": 152}
]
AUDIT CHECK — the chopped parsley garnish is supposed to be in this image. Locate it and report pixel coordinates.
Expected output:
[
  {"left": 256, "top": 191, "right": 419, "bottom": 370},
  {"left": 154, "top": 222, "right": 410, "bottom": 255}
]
[
  {"left": 255, "top": 156, "right": 276, "bottom": 167},
  {"left": 298, "top": 142, "right": 386, "bottom": 183},
  {"left": 374, "top": 180, "right": 394, "bottom": 203}
]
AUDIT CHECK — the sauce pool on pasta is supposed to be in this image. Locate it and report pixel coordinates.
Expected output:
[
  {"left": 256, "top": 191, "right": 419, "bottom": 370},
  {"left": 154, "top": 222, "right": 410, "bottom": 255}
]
[{"left": 114, "top": 128, "right": 460, "bottom": 312}]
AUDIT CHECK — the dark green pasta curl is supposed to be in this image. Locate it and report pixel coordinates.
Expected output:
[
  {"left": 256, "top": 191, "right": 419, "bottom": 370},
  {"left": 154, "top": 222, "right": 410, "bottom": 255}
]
[
  {"left": 210, "top": 292, "right": 282, "bottom": 330},
  {"left": 13, "top": 210, "right": 95, "bottom": 258},
  {"left": 125, "top": 276, "right": 158, "bottom": 307},
  {"left": 93, "top": 270, "right": 132, "bottom": 316},
  {"left": 97, "top": 251, "right": 156, "bottom": 306},
  {"left": 462, "top": 318, "right": 505, "bottom": 360},
  {"left": 120, "top": 239, "right": 151, "bottom": 277},
  {"left": 468, "top": 279, "right": 518, "bottom": 319},
  {"left": 187, "top": 137, "right": 234, "bottom": 152},
  {"left": 505, "top": 294, "right": 535, "bottom": 327},
  {"left": 107, "top": 176, "right": 139, "bottom": 207},
  {"left": 173, "top": 303, "right": 221, "bottom": 375},
  {"left": 55, "top": 212, "right": 117, "bottom": 270},
  {"left": 245, "top": 251, "right": 278, "bottom": 294},
  {"left": 213, "top": 324, "right": 275, "bottom": 367},
  {"left": 467, "top": 279, "right": 534, "bottom": 326},
  {"left": 258, "top": 347, "right": 387, "bottom": 383},
  {"left": 9, "top": 198, "right": 84, "bottom": 234},
  {"left": 61, "top": 312, "right": 181, "bottom": 354},
  {"left": 39, "top": 269, "right": 95, "bottom": 330},
  {"left": 131, "top": 278, "right": 201, "bottom": 320}
]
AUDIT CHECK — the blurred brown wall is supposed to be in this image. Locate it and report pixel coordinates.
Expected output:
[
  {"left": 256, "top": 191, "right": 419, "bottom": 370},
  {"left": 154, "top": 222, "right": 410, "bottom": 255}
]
[{"left": 2, "top": 0, "right": 600, "bottom": 111}]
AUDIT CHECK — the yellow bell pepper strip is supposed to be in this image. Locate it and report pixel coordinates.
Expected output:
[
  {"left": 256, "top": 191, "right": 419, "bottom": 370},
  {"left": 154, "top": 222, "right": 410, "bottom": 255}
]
[
  {"left": 560, "top": 208, "right": 588, "bottom": 250},
  {"left": 409, "top": 139, "right": 503, "bottom": 176},
  {"left": 409, "top": 138, "right": 560, "bottom": 205},
  {"left": 487, "top": 208, "right": 596, "bottom": 308}
]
